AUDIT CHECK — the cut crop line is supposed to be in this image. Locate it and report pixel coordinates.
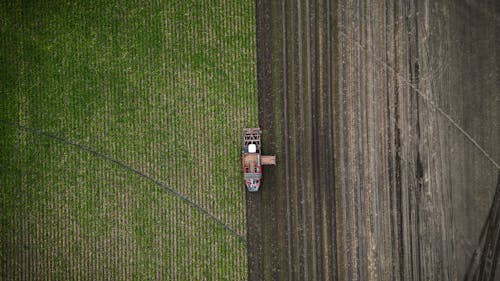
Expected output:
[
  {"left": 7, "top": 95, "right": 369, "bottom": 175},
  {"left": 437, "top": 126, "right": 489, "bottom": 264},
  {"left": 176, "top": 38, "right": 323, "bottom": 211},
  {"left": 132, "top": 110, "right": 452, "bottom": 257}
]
[
  {"left": 281, "top": 0, "right": 293, "bottom": 278},
  {"left": 0, "top": 119, "right": 246, "bottom": 242},
  {"left": 339, "top": 32, "right": 500, "bottom": 171}
]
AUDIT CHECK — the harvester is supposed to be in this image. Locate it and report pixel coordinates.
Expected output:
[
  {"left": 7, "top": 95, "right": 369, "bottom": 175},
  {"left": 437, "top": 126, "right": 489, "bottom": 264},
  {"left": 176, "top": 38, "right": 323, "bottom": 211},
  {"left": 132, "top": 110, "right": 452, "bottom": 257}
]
[{"left": 242, "top": 128, "right": 276, "bottom": 192}]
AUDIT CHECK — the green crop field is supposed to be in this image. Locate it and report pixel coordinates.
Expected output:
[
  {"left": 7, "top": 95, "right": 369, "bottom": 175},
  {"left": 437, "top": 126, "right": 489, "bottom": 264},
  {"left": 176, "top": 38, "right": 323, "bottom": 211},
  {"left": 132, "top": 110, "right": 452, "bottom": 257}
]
[{"left": 0, "top": 0, "right": 256, "bottom": 279}]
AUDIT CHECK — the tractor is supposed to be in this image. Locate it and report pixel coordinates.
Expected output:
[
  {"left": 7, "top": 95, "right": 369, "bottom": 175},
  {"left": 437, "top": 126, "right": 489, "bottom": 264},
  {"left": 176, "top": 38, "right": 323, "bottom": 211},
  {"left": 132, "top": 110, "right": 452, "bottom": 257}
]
[{"left": 242, "top": 128, "right": 276, "bottom": 192}]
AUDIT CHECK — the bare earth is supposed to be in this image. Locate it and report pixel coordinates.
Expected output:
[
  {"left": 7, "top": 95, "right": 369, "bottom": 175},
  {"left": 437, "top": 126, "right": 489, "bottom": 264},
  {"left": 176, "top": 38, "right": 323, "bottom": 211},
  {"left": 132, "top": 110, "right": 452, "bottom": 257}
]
[{"left": 248, "top": 0, "right": 500, "bottom": 280}]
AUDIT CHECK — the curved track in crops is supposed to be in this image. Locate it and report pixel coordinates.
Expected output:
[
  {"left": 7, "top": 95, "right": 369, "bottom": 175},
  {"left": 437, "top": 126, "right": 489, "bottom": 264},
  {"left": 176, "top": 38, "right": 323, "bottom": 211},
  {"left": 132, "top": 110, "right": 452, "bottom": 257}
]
[{"left": 0, "top": 119, "right": 246, "bottom": 242}]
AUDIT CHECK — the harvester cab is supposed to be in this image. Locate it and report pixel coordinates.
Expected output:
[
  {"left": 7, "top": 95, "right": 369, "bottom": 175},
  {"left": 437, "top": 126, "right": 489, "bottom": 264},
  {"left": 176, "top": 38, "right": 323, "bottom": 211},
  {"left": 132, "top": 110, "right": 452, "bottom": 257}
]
[{"left": 242, "top": 128, "right": 276, "bottom": 192}]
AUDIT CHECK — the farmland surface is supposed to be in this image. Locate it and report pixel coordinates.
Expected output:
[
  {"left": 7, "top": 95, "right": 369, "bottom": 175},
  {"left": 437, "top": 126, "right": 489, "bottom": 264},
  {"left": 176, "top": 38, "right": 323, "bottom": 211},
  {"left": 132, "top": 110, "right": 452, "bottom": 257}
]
[
  {"left": 250, "top": 0, "right": 500, "bottom": 280},
  {"left": 0, "top": 0, "right": 256, "bottom": 279}
]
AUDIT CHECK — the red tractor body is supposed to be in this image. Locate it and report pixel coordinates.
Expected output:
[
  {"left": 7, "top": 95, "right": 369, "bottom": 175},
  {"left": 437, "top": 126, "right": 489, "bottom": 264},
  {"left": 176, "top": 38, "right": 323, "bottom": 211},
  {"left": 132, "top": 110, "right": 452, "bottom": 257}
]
[{"left": 242, "top": 128, "right": 276, "bottom": 192}]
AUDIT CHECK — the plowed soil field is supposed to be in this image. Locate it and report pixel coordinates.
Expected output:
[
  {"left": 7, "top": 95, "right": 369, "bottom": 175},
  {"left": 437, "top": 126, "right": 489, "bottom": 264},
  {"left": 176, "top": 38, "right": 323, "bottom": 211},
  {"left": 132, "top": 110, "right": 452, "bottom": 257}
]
[{"left": 248, "top": 0, "right": 500, "bottom": 280}]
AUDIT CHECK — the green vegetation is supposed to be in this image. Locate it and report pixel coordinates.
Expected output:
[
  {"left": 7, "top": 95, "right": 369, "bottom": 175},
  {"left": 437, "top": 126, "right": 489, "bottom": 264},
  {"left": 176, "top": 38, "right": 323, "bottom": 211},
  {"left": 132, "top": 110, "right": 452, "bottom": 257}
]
[{"left": 0, "top": 0, "right": 257, "bottom": 279}]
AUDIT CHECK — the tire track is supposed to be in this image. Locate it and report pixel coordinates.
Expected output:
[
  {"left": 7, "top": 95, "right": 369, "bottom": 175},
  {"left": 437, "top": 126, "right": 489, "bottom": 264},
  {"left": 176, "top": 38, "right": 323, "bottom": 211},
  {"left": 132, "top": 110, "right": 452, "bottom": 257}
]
[
  {"left": 0, "top": 119, "right": 246, "bottom": 242},
  {"left": 464, "top": 173, "right": 500, "bottom": 281},
  {"left": 252, "top": 0, "right": 338, "bottom": 280}
]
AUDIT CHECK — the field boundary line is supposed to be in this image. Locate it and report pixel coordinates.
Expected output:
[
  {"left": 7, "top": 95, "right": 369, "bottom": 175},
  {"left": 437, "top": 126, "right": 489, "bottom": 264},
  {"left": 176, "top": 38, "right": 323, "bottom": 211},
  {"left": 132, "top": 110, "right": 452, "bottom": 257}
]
[{"left": 0, "top": 119, "right": 246, "bottom": 242}]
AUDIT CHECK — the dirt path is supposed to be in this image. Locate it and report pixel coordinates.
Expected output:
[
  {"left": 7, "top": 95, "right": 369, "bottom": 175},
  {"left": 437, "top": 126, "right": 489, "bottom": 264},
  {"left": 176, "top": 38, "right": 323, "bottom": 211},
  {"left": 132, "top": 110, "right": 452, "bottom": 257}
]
[
  {"left": 249, "top": 0, "right": 499, "bottom": 280},
  {"left": 249, "top": 1, "right": 338, "bottom": 279}
]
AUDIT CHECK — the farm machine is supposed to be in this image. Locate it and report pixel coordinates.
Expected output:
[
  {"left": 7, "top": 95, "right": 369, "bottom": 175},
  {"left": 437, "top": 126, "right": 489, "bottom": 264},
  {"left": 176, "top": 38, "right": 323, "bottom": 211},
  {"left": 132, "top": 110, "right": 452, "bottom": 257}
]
[{"left": 242, "top": 128, "right": 276, "bottom": 192}]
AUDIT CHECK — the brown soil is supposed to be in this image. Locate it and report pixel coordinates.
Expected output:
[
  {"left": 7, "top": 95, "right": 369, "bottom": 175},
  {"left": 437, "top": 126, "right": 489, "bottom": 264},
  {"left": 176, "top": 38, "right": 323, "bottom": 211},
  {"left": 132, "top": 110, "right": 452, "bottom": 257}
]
[{"left": 248, "top": 0, "right": 500, "bottom": 280}]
